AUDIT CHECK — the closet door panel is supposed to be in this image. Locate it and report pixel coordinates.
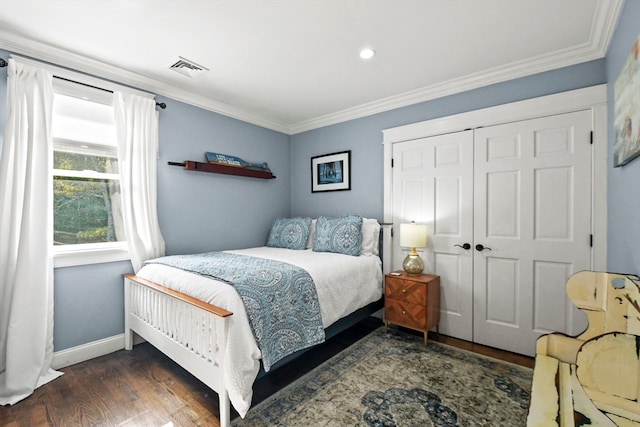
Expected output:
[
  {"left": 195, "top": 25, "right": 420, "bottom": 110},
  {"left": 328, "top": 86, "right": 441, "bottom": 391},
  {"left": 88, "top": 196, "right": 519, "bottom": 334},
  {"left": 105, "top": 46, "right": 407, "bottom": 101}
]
[
  {"left": 486, "top": 170, "right": 520, "bottom": 238},
  {"left": 473, "top": 110, "right": 592, "bottom": 356},
  {"left": 392, "top": 131, "right": 474, "bottom": 341},
  {"left": 485, "top": 256, "right": 520, "bottom": 325},
  {"left": 434, "top": 252, "right": 467, "bottom": 329},
  {"left": 434, "top": 176, "right": 463, "bottom": 235},
  {"left": 533, "top": 261, "right": 573, "bottom": 333},
  {"left": 535, "top": 167, "right": 573, "bottom": 240}
]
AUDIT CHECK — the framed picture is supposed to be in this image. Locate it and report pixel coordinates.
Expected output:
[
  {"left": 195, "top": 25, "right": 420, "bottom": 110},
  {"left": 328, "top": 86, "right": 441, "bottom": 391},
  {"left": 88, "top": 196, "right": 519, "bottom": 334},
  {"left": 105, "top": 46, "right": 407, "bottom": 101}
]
[
  {"left": 613, "top": 35, "right": 640, "bottom": 167},
  {"left": 311, "top": 150, "right": 351, "bottom": 192}
]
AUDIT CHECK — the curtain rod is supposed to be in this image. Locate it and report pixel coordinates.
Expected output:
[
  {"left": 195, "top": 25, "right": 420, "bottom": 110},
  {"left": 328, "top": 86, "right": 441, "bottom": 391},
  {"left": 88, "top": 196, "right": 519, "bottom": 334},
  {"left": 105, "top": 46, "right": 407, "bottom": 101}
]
[
  {"left": 53, "top": 76, "right": 166, "bottom": 109},
  {"left": 0, "top": 59, "right": 165, "bottom": 109}
]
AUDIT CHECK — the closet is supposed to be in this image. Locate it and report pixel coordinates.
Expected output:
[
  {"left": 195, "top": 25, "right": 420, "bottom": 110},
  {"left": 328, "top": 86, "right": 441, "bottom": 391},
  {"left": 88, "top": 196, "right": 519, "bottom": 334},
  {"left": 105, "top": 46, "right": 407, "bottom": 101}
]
[{"left": 382, "top": 86, "right": 607, "bottom": 356}]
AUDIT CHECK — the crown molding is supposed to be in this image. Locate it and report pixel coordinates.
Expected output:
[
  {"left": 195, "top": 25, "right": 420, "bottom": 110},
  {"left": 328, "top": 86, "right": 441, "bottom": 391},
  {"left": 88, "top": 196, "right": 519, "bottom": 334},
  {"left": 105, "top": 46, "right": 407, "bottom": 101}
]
[{"left": 0, "top": 0, "right": 622, "bottom": 136}]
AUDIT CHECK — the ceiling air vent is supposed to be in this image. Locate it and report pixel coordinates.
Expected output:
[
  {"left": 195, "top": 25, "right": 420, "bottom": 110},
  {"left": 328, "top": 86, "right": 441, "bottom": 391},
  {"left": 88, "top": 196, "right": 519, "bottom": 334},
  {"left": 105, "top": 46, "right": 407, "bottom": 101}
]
[{"left": 169, "top": 56, "right": 209, "bottom": 78}]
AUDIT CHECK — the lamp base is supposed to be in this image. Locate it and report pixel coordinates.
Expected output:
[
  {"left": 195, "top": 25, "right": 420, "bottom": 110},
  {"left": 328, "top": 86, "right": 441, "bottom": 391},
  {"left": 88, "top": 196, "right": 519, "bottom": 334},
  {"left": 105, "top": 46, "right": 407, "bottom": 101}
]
[{"left": 403, "top": 250, "right": 424, "bottom": 275}]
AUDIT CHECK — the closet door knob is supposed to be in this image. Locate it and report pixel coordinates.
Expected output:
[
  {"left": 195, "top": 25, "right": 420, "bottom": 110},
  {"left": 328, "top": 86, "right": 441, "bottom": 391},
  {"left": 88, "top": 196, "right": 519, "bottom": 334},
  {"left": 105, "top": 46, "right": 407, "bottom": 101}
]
[
  {"left": 454, "top": 243, "right": 471, "bottom": 250},
  {"left": 475, "top": 244, "right": 492, "bottom": 252}
]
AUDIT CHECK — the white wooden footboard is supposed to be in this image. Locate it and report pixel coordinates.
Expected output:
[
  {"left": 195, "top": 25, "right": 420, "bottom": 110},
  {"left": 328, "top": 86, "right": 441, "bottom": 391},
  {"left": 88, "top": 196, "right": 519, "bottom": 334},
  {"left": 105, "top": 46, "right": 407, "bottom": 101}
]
[{"left": 123, "top": 274, "right": 233, "bottom": 427}]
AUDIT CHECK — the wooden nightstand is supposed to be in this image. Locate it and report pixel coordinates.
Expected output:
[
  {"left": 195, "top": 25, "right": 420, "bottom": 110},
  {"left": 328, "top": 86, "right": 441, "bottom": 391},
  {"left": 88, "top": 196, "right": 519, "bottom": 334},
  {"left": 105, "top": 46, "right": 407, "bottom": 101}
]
[{"left": 384, "top": 271, "right": 440, "bottom": 345}]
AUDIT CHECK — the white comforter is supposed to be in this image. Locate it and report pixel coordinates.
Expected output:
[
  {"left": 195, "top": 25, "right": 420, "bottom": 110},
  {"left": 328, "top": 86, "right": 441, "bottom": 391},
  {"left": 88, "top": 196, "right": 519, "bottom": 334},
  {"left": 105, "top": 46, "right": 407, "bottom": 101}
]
[{"left": 135, "top": 246, "right": 383, "bottom": 417}]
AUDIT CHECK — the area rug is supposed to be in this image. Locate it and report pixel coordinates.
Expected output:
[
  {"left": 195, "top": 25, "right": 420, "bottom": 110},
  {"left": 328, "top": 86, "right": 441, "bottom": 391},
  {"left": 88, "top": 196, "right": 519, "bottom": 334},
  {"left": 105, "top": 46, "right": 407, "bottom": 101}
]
[{"left": 233, "top": 327, "right": 532, "bottom": 426}]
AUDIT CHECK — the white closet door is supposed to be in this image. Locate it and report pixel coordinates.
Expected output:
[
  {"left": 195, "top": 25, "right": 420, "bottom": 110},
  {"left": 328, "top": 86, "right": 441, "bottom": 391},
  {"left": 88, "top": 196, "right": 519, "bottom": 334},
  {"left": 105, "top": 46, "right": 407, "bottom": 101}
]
[
  {"left": 472, "top": 110, "right": 592, "bottom": 356},
  {"left": 392, "top": 131, "right": 474, "bottom": 340}
]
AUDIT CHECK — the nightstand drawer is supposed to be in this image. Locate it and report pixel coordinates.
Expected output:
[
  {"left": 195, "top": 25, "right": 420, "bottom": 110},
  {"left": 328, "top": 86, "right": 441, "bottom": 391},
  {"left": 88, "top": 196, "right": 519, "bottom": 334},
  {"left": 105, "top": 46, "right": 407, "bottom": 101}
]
[
  {"left": 385, "top": 279, "right": 426, "bottom": 305},
  {"left": 385, "top": 299, "right": 427, "bottom": 330}
]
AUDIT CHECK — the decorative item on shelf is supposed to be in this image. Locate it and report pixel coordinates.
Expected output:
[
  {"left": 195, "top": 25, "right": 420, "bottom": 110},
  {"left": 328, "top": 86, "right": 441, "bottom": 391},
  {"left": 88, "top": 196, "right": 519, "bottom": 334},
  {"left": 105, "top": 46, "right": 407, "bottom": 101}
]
[
  {"left": 205, "top": 152, "right": 271, "bottom": 172},
  {"left": 400, "top": 222, "right": 427, "bottom": 274}
]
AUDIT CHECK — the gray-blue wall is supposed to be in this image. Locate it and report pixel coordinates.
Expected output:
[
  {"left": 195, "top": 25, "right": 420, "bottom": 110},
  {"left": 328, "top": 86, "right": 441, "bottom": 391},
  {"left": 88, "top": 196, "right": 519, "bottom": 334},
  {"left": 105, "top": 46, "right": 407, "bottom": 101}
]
[
  {"left": 605, "top": 0, "right": 640, "bottom": 275},
  {"left": 1, "top": 1, "right": 638, "bottom": 353},
  {"left": 156, "top": 96, "right": 290, "bottom": 255},
  {"left": 53, "top": 261, "right": 130, "bottom": 350}
]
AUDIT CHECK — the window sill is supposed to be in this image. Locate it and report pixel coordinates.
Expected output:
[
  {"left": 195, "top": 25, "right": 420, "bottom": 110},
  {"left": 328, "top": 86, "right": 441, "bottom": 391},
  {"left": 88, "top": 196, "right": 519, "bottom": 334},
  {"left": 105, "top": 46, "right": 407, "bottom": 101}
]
[{"left": 53, "top": 243, "right": 130, "bottom": 268}]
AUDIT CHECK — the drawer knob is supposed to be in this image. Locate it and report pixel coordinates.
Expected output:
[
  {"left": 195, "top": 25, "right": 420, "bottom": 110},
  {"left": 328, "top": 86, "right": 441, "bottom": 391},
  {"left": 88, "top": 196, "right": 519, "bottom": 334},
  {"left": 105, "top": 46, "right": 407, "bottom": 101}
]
[
  {"left": 402, "top": 289, "right": 406, "bottom": 293},
  {"left": 402, "top": 310, "right": 406, "bottom": 315}
]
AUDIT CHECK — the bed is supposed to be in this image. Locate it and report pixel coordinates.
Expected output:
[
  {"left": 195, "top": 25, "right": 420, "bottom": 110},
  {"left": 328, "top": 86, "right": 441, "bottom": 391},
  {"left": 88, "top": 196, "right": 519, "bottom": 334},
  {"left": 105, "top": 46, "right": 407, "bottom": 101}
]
[{"left": 123, "top": 216, "right": 383, "bottom": 427}]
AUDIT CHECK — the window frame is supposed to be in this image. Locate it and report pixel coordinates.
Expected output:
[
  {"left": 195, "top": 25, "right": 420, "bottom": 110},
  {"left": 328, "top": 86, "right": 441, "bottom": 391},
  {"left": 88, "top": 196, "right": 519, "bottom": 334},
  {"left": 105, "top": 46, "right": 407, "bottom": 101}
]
[
  {"left": 51, "top": 87, "right": 129, "bottom": 267},
  {"left": 53, "top": 242, "right": 130, "bottom": 268},
  {"left": 16, "top": 56, "right": 151, "bottom": 268}
]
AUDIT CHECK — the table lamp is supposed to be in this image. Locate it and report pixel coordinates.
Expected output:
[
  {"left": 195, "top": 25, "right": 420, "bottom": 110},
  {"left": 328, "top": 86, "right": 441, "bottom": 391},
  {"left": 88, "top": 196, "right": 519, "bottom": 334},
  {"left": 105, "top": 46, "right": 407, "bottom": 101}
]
[{"left": 400, "top": 222, "right": 427, "bottom": 274}]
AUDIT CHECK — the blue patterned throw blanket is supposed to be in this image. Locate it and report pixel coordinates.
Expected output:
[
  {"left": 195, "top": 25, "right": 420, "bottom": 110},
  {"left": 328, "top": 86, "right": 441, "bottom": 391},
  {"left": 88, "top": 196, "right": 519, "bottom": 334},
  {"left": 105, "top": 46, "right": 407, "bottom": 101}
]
[{"left": 142, "top": 252, "right": 325, "bottom": 371}]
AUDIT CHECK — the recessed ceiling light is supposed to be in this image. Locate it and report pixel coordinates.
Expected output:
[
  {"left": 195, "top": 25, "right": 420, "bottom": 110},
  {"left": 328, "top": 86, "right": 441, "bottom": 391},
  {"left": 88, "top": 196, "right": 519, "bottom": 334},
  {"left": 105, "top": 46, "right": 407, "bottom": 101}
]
[{"left": 359, "top": 48, "right": 376, "bottom": 60}]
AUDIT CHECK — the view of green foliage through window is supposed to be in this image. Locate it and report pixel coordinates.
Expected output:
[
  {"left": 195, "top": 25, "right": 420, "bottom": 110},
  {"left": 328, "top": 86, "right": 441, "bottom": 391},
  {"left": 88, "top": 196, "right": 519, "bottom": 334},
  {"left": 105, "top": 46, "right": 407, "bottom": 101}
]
[
  {"left": 52, "top": 81, "right": 123, "bottom": 248},
  {"left": 53, "top": 151, "right": 121, "bottom": 245}
]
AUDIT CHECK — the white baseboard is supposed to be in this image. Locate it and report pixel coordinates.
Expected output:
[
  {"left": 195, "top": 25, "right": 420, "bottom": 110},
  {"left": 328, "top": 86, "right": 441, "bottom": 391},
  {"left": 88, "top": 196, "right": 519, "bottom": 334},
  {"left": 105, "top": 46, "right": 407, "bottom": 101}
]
[{"left": 52, "top": 333, "right": 146, "bottom": 369}]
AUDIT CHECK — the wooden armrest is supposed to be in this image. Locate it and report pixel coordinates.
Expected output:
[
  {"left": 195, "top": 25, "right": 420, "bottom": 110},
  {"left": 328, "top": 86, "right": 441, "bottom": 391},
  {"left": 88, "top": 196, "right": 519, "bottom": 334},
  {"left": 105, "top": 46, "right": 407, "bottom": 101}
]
[
  {"left": 536, "top": 333, "right": 584, "bottom": 364},
  {"left": 527, "top": 354, "right": 560, "bottom": 427}
]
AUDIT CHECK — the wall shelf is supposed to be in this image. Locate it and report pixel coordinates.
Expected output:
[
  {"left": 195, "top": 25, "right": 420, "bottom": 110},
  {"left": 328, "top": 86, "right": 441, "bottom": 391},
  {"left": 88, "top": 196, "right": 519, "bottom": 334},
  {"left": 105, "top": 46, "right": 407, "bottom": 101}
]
[{"left": 168, "top": 160, "right": 276, "bottom": 179}]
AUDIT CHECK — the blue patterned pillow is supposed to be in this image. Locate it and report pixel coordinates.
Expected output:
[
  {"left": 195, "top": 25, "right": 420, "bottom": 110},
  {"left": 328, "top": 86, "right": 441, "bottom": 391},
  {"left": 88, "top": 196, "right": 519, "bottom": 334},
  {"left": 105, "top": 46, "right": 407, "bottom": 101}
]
[
  {"left": 312, "top": 215, "right": 363, "bottom": 256},
  {"left": 267, "top": 217, "right": 312, "bottom": 250}
]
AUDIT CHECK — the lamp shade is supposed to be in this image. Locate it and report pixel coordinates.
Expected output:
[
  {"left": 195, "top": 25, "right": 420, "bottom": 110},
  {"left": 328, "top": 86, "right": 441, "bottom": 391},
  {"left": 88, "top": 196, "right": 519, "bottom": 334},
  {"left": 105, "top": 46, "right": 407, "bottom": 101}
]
[{"left": 400, "top": 223, "right": 427, "bottom": 248}]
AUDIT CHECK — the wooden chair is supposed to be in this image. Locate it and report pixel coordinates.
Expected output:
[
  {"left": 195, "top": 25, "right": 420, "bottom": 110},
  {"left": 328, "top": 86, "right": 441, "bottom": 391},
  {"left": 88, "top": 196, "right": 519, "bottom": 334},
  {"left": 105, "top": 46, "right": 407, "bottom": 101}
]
[{"left": 527, "top": 271, "right": 640, "bottom": 427}]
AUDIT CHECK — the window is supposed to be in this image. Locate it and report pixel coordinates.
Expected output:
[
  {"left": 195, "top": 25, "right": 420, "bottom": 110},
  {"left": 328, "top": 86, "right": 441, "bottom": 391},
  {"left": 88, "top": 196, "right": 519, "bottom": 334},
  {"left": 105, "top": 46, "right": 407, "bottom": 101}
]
[{"left": 52, "top": 79, "right": 128, "bottom": 266}]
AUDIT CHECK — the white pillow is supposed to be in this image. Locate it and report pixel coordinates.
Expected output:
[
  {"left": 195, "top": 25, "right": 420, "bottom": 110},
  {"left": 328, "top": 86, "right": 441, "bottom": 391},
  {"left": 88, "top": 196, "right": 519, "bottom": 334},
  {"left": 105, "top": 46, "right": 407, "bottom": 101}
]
[
  {"left": 361, "top": 218, "right": 381, "bottom": 256},
  {"left": 306, "top": 218, "right": 317, "bottom": 249}
]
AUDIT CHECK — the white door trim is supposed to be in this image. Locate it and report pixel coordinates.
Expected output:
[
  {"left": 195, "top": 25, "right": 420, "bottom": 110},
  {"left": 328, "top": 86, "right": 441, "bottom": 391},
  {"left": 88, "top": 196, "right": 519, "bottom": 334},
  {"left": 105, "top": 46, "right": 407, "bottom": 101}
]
[{"left": 382, "top": 84, "right": 607, "bottom": 274}]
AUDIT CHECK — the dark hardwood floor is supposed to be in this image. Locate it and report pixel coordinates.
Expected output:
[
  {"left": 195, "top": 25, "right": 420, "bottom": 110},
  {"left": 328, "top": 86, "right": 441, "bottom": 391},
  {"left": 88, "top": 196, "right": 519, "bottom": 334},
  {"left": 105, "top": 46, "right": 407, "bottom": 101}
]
[{"left": 0, "top": 318, "right": 533, "bottom": 427}]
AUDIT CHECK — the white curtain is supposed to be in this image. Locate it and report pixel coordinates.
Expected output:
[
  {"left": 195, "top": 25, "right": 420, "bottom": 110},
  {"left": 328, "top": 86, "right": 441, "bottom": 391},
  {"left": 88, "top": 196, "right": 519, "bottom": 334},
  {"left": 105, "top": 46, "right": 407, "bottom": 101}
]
[
  {"left": 114, "top": 91, "right": 165, "bottom": 272},
  {"left": 0, "top": 59, "right": 63, "bottom": 405}
]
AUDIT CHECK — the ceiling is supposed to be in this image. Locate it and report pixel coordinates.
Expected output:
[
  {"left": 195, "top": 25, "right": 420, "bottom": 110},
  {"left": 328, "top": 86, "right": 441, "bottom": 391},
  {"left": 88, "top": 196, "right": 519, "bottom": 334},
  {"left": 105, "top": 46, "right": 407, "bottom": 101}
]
[{"left": 0, "top": 0, "right": 623, "bottom": 134}]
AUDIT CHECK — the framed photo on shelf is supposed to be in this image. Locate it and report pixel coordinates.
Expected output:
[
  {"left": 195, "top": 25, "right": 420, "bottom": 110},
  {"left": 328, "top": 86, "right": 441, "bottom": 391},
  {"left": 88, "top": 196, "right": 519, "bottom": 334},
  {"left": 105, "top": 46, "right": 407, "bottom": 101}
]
[{"left": 311, "top": 150, "right": 351, "bottom": 193}]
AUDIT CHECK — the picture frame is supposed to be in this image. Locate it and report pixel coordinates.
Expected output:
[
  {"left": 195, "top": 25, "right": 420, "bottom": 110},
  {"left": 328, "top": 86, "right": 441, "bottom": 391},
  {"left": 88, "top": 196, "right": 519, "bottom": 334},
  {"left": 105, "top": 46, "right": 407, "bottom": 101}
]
[
  {"left": 613, "top": 35, "right": 640, "bottom": 167},
  {"left": 311, "top": 150, "right": 351, "bottom": 192}
]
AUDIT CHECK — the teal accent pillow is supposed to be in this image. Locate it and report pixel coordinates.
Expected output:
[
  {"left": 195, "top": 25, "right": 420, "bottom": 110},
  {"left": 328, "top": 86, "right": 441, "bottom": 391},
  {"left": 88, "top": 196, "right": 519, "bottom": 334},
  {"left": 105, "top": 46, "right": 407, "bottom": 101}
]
[
  {"left": 267, "top": 217, "right": 312, "bottom": 250},
  {"left": 312, "top": 215, "right": 363, "bottom": 256}
]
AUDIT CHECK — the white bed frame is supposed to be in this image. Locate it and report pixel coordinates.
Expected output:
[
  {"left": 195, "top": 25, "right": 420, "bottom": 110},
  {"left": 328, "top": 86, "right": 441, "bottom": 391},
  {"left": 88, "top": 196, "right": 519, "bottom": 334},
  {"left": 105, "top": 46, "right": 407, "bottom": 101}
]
[
  {"left": 123, "top": 273, "right": 233, "bottom": 427},
  {"left": 123, "top": 269, "right": 383, "bottom": 426}
]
